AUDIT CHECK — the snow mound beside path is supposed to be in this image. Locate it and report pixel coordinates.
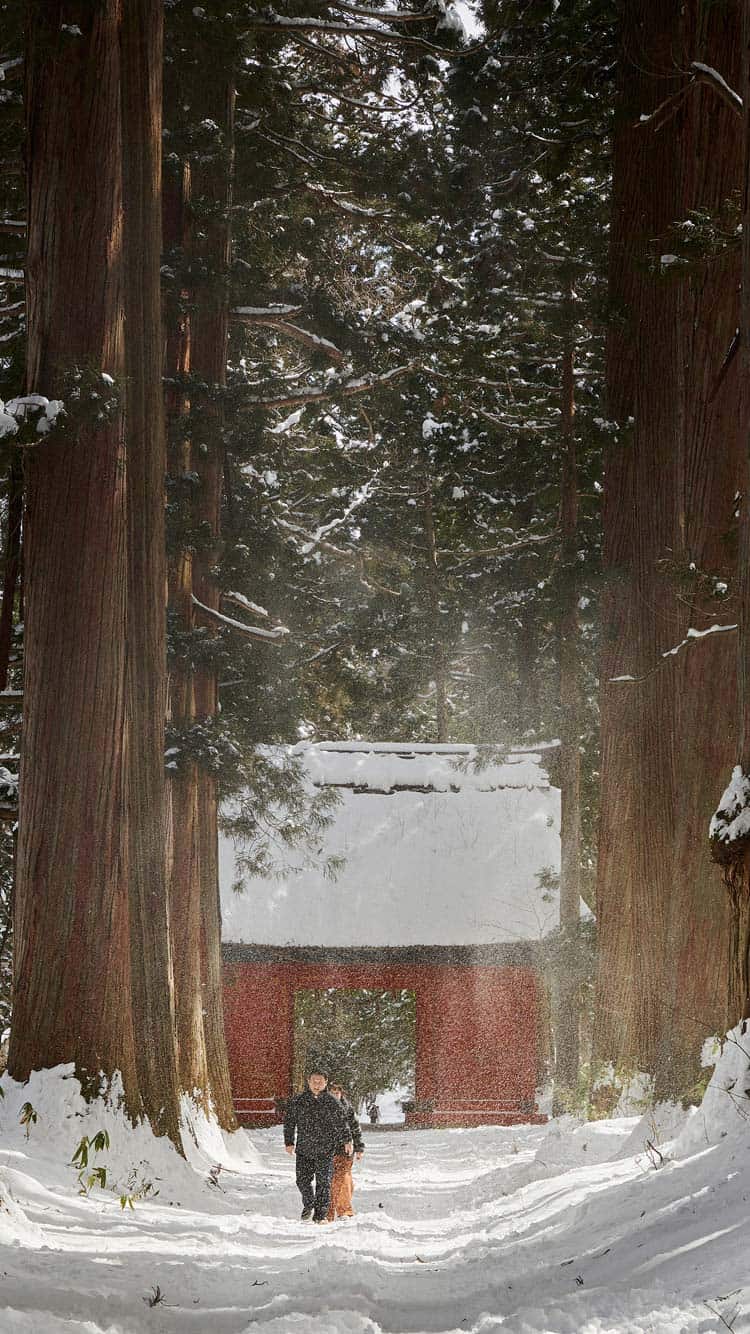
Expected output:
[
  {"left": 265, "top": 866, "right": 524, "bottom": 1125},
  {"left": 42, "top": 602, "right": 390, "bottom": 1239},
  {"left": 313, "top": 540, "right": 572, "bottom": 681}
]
[{"left": 0, "top": 1169, "right": 43, "bottom": 1248}]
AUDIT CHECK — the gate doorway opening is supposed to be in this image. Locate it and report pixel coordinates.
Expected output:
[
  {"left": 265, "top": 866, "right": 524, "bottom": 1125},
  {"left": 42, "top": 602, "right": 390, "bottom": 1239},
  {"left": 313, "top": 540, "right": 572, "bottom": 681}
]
[{"left": 293, "top": 987, "right": 416, "bottom": 1125}]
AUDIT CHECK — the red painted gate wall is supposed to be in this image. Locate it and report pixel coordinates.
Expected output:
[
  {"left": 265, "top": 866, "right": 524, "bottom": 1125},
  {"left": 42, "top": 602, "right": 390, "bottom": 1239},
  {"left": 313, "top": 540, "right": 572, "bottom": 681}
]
[{"left": 223, "top": 960, "right": 545, "bottom": 1127}]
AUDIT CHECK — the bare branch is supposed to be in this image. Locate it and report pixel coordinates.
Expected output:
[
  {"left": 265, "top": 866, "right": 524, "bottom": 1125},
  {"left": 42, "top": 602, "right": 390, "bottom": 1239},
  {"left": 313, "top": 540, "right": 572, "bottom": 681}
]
[
  {"left": 609, "top": 622, "right": 738, "bottom": 685},
  {"left": 689, "top": 61, "right": 742, "bottom": 116}
]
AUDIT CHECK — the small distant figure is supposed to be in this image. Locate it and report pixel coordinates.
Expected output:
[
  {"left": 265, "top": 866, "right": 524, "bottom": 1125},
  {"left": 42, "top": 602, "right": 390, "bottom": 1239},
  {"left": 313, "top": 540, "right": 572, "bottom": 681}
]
[
  {"left": 283, "top": 1069, "right": 353, "bottom": 1223},
  {"left": 327, "top": 1082, "right": 365, "bottom": 1221},
  {"left": 367, "top": 1099, "right": 380, "bottom": 1126}
]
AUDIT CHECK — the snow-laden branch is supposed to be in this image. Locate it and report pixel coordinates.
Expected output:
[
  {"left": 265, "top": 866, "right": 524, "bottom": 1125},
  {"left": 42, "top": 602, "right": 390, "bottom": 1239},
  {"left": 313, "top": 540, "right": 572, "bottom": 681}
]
[
  {"left": 637, "top": 63, "right": 742, "bottom": 134},
  {"left": 233, "top": 304, "right": 303, "bottom": 319},
  {"left": 448, "top": 527, "right": 560, "bottom": 564},
  {"left": 223, "top": 591, "right": 270, "bottom": 620},
  {"left": 609, "top": 622, "right": 737, "bottom": 685},
  {"left": 689, "top": 62, "right": 742, "bottom": 116},
  {"left": 243, "top": 362, "right": 414, "bottom": 412},
  {"left": 192, "top": 597, "right": 289, "bottom": 642},
  {"left": 231, "top": 307, "right": 345, "bottom": 363},
  {"left": 328, "top": 1, "right": 435, "bottom": 23},
  {"left": 305, "top": 183, "right": 390, "bottom": 218},
  {"left": 241, "top": 13, "right": 478, "bottom": 55}
]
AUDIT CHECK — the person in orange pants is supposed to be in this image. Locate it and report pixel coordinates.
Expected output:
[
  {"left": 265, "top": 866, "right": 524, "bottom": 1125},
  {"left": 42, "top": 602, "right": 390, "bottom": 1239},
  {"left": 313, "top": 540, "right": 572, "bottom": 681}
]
[{"left": 327, "top": 1083, "right": 364, "bottom": 1219}]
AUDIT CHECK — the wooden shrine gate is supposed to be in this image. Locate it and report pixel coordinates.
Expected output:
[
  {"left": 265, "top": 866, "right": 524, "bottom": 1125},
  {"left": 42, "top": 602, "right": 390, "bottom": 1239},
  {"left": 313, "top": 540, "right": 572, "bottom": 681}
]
[{"left": 222, "top": 943, "right": 546, "bottom": 1128}]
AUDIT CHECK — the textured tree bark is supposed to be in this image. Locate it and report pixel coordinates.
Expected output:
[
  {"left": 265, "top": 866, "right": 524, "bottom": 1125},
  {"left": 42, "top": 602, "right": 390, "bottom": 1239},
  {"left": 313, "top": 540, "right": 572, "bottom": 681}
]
[
  {"left": 595, "top": 0, "right": 740, "bottom": 1095},
  {"left": 162, "top": 152, "right": 211, "bottom": 1102},
  {"left": 190, "top": 74, "right": 238, "bottom": 1126},
  {"left": 9, "top": 0, "right": 137, "bottom": 1098},
  {"left": 120, "top": 0, "right": 182, "bottom": 1144},
  {"left": 0, "top": 457, "right": 23, "bottom": 692},
  {"left": 553, "top": 293, "right": 581, "bottom": 1109},
  {"left": 422, "top": 473, "right": 449, "bottom": 742},
  {"left": 162, "top": 62, "right": 236, "bottom": 1127},
  {"left": 710, "top": 0, "right": 750, "bottom": 1026}
]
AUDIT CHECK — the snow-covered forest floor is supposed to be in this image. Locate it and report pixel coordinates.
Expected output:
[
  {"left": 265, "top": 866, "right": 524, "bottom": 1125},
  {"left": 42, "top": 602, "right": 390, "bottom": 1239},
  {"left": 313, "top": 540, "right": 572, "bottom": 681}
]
[{"left": 1, "top": 1034, "right": 750, "bottom": 1334}]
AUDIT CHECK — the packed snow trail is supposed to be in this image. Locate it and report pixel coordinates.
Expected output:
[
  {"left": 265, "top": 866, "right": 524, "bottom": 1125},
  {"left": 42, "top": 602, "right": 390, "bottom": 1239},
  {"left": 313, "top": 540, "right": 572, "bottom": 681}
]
[{"left": 1, "top": 1060, "right": 750, "bottom": 1333}]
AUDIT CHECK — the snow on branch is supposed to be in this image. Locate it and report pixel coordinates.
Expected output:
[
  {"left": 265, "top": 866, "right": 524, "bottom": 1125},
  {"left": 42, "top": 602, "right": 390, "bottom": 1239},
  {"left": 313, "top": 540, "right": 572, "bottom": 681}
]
[
  {"left": 231, "top": 307, "right": 345, "bottom": 363},
  {"left": 192, "top": 597, "right": 289, "bottom": 642},
  {"left": 233, "top": 304, "right": 304, "bottom": 319},
  {"left": 241, "top": 13, "right": 478, "bottom": 55},
  {"left": 305, "top": 183, "right": 390, "bottom": 218},
  {"left": 609, "top": 622, "right": 737, "bottom": 685},
  {"left": 223, "top": 591, "right": 270, "bottom": 620},
  {"left": 689, "top": 62, "right": 742, "bottom": 116},
  {"left": 243, "top": 362, "right": 414, "bottom": 412},
  {"left": 637, "top": 64, "right": 741, "bottom": 134}
]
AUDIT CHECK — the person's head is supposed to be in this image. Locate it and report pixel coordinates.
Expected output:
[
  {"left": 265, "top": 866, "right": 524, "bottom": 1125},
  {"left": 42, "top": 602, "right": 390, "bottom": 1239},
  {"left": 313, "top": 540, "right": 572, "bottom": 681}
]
[
  {"left": 307, "top": 1069, "right": 327, "bottom": 1095},
  {"left": 329, "top": 1082, "right": 346, "bottom": 1101}
]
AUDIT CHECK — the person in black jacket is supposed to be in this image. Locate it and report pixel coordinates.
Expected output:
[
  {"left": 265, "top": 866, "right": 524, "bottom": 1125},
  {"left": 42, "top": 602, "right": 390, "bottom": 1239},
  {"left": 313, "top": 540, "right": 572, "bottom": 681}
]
[
  {"left": 326, "top": 1082, "right": 364, "bottom": 1220},
  {"left": 283, "top": 1069, "right": 353, "bottom": 1222}
]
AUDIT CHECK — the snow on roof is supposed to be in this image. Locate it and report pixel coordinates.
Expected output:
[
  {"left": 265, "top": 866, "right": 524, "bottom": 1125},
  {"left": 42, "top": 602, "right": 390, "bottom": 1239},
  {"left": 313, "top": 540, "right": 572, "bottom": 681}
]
[{"left": 219, "top": 742, "right": 561, "bottom": 949}]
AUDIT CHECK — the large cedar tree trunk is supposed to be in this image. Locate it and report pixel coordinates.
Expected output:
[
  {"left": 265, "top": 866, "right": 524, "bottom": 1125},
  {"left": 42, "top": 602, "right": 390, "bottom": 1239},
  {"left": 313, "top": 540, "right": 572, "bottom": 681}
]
[
  {"left": 10, "top": 1, "right": 185, "bottom": 1144},
  {"left": 120, "top": 0, "right": 182, "bottom": 1141},
  {"left": 163, "top": 61, "right": 236, "bottom": 1127},
  {"left": 595, "top": 1, "right": 741, "bottom": 1095},
  {"left": 709, "top": 0, "right": 750, "bottom": 1024},
  {"left": 190, "top": 75, "right": 237, "bottom": 1126},
  {"left": 9, "top": 1, "right": 137, "bottom": 1097}
]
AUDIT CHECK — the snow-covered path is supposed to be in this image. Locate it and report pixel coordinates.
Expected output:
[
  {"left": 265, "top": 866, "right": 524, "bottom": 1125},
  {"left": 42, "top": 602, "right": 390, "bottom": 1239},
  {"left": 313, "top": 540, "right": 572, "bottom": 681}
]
[{"left": 1, "top": 1068, "right": 750, "bottom": 1334}]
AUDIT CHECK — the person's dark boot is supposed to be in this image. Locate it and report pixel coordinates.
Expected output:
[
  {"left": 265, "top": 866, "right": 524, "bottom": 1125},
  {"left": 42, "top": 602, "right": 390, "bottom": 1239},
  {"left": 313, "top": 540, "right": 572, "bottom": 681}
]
[{"left": 301, "top": 1207, "right": 313, "bottom": 1221}]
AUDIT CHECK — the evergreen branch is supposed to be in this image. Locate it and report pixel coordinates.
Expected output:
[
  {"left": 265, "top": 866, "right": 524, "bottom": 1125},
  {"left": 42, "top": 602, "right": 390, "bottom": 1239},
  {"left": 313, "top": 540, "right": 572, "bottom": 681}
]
[
  {"left": 231, "top": 308, "right": 345, "bottom": 363},
  {"left": 241, "top": 15, "right": 479, "bottom": 57},
  {"left": 446, "top": 528, "right": 560, "bottom": 564},
  {"left": 0, "top": 219, "right": 25, "bottom": 235},
  {"left": 327, "top": 1, "right": 435, "bottom": 23},
  {"left": 243, "top": 362, "right": 414, "bottom": 410},
  {"left": 192, "top": 597, "right": 290, "bottom": 642},
  {"left": 304, "top": 182, "right": 391, "bottom": 217}
]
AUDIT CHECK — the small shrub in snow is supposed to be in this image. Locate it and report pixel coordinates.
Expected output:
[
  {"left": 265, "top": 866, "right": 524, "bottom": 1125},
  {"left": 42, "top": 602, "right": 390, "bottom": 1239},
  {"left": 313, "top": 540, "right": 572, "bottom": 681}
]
[
  {"left": 19, "top": 1101, "right": 37, "bottom": 1138},
  {"left": 71, "top": 1129, "right": 110, "bottom": 1196}
]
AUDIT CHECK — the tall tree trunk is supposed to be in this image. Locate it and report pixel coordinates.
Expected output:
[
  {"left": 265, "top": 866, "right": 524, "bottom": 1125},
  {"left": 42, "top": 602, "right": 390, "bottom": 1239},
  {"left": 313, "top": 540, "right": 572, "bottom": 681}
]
[
  {"left": 9, "top": 0, "right": 137, "bottom": 1100},
  {"left": 163, "top": 53, "right": 236, "bottom": 1126},
  {"left": 120, "top": 0, "right": 181, "bottom": 1143},
  {"left": 163, "top": 153, "right": 211, "bottom": 1101},
  {"left": 553, "top": 289, "right": 581, "bottom": 1111},
  {"left": 190, "top": 73, "right": 237, "bottom": 1126},
  {"left": 0, "top": 456, "right": 23, "bottom": 691},
  {"left": 710, "top": 0, "right": 750, "bottom": 1026},
  {"left": 10, "top": 2, "right": 186, "bottom": 1146},
  {"left": 423, "top": 472, "right": 448, "bottom": 742},
  {"left": 595, "top": 0, "right": 741, "bottom": 1096}
]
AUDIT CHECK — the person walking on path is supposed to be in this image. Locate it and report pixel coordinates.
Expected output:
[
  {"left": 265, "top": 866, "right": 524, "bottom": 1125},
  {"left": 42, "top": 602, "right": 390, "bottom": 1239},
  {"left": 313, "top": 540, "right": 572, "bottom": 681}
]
[
  {"left": 327, "top": 1082, "right": 365, "bottom": 1221},
  {"left": 284, "top": 1070, "right": 353, "bottom": 1222}
]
